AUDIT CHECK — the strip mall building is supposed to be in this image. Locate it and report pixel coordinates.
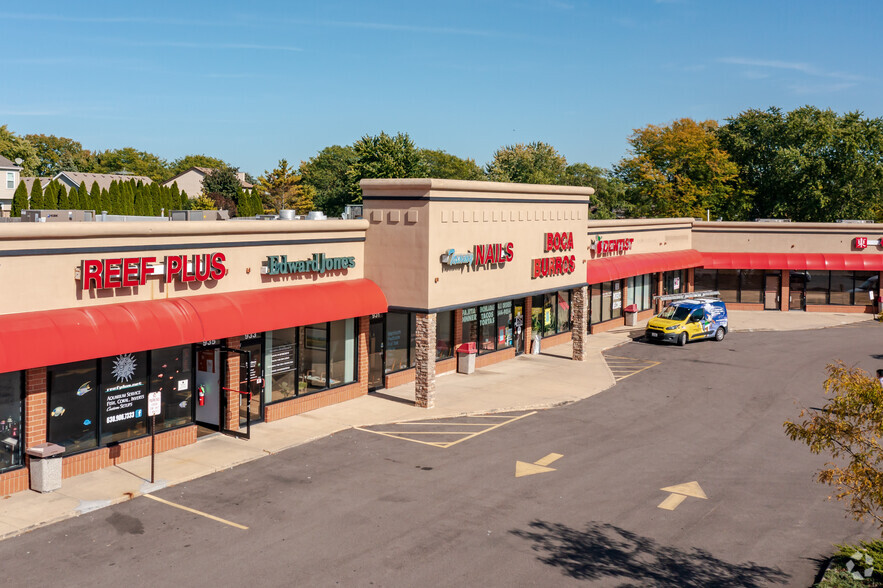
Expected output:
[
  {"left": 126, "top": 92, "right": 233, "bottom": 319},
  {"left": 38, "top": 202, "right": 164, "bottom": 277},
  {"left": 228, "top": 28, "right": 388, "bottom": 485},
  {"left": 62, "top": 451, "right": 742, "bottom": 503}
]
[{"left": 0, "top": 178, "right": 880, "bottom": 495}]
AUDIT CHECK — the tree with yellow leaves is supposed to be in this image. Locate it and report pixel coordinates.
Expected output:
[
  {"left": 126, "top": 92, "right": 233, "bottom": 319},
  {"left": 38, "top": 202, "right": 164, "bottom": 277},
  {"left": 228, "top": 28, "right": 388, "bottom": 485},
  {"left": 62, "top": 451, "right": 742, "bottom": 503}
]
[
  {"left": 784, "top": 362, "right": 883, "bottom": 530},
  {"left": 255, "top": 158, "right": 313, "bottom": 214}
]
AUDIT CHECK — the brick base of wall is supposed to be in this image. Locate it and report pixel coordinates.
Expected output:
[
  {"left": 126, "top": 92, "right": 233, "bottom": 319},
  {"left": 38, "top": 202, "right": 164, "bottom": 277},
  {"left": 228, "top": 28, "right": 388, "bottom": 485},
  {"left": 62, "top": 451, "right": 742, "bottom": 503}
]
[
  {"left": 538, "top": 331, "right": 572, "bottom": 351},
  {"left": 726, "top": 303, "right": 765, "bottom": 311},
  {"left": 61, "top": 425, "right": 197, "bottom": 480},
  {"left": 475, "top": 347, "right": 517, "bottom": 368},
  {"left": 807, "top": 304, "right": 875, "bottom": 314},
  {"left": 0, "top": 467, "right": 29, "bottom": 496},
  {"left": 436, "top": 357, "right": 457, "bottom": 375},
  {"left": 591, "top": 318, "right": 626, "bottom": 334},
  {"left": 385, "top": 369, "right": 415, "bottom": 389},
  {"left": 264, "top": 381, "right": 366, "bottom": 422}
]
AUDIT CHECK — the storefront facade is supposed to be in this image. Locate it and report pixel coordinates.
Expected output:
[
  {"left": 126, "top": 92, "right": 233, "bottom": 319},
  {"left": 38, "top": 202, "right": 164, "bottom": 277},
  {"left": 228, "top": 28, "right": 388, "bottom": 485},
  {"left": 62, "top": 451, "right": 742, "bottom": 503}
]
[
  {"left": 0, "top": 220, "right": 386, "bottom": 495},
  {"left": 361, "top": 178, "right": 594, "bottom": 407}
]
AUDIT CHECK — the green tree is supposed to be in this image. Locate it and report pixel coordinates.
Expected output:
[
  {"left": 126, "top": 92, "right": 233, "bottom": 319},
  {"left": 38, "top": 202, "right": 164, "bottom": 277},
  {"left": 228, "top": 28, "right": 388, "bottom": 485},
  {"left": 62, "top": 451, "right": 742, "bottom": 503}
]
[
  {"left": 418, "top": 149, "right": 485, "bottom": 180},
  {"left": 89, "top": 182, "right": 101, "bottom": 212},
  {"left": 718, "top": 106, "right": 883, "bottom": 222},
  {"left": 486, "top": 141, "right": 567, "bottom": 184},
  {"left": 255, "top": 159, "right": 305, "bottom": 213},
  {"left": 91, "top": 147, "right": 168, "bottom": 181},
  {"left": 29, "top": 180, "right": 44, "bottom": 210},
  {"left": 347, "top": 132, "right": 422, "bottom": 202},
  {"left": 43, "top": 181, "right": 59, "bottom": 210},
  {"left": 562, "top": 163, "right": 629, "bottom": 219},
  {"left": 203, "top": 166, "right": 245, "bottom": 216},
  {"left": 167, "top": 154, "right": 229, "bottom": 177},
  {"left": 190, "top": 193, "right": 217, "bottom": 211},
  {"left": 0, "top": 125, "right": 39, "bottom": 175},
  {"left": 24, "top": 134, "right": 93, "bottom": 176},
  {"left": 11, "top": 181, "right": 28, "bottom": 217},
  {"left": 614, "top": 118, "right": 742, "bottom": 219},
  {"left": 784, "top": 362, "right": 883, "bottom": 530},
  {"left": 300, "top": 145, "right": 358, "bottom": 217},
  {"left": 57, "top": 184, "right": 69, "bottom": 209}
]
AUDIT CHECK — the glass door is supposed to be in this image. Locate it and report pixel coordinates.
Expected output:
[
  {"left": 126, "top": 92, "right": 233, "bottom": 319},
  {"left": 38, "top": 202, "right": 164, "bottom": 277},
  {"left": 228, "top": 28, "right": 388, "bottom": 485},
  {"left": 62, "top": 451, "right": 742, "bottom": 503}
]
[
  {"left": 368, "top": 315, "right": 385, "bottom": 391},
  {"left": 514, "top": 301, "right": 525, "bottom": 355},
  {"left": 764, "top": 274, "right": 780, "bottom": 310},
  {"left": 789, "top": 271, "right": 806, "bottom": 311},
  {"left": 239, "top": 337, "right": 264, "bottom": 426},
  {"left": 194, "top": 345, "right": 222, "bottom": 430}
]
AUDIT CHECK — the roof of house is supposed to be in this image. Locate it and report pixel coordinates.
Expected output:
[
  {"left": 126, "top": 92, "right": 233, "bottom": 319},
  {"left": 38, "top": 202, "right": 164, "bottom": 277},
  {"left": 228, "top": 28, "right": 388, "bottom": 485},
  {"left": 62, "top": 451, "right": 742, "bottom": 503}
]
[
  {"left": 55, "top": 172, "right": 153, "bottom": 191},
  {"left": 20, "top": 177, "right": 52, "bottom": 193},
  {"left": 163, "top": 166, "right": 253, "bottom": 189},
  {"left": 0, "top": 154, "right": 22, "bottom": 170}
]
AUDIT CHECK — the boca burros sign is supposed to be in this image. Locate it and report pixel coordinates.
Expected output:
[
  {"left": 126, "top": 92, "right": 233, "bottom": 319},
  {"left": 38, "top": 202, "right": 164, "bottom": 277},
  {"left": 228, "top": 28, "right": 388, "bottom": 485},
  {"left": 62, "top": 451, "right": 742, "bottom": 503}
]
[{"left": 532, "top": 231, "right": 576, "bottom": 278}]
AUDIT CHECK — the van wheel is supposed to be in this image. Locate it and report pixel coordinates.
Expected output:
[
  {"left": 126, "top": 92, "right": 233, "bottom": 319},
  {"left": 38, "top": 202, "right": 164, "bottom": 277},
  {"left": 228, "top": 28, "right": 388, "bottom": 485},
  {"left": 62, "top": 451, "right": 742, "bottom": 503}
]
[
  {"left": 677, "top": 332, "right": 687, "bottom": 346},
  {"left": 714, "top": 327, "right": 726, "bottom": 342}
]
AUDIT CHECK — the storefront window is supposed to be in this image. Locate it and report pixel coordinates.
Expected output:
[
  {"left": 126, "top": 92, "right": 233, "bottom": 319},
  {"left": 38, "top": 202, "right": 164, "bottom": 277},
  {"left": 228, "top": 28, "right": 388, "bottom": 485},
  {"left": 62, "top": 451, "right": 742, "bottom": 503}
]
[
  {"left": 436, "top": 311, "right": 454, "bottom": 360},
  {"left": 663, "top": 270, "right": 684, "bottom": 295},
  {"left": 98, "top": 353, "right": 148, "bottom": 445},
  {"left": 829, "top": 271, "right": 852, "bottom": 305},
  {"left": 0, "top": 372, "right": 23, "bottom": 473},
  {"left": 718, "top": 270, "right": 739, "bottom": 303},
  {"left": 408, "top": 313, "right": 417, "bottom": 368},
  {"left": 590, "top": 285, "right": 601, "bottom": 324},
  {"left": 694, "top": 269, "right": 716, "bottom": 293},
  {"left": 460, "top": 307, "right": 478, "bottom": 345},
  {"left": 541, "top": 293, "right": 556, "bottom": 336},
  {"left": 48, "top": 360, "right": 99, "bottom": 453},
  {"left": 150, "top": 346, "right": 192, "bottom": 431},
  {"left": 265, "top": 327, "right": 297, "bottom": 402},
  {"left": 806, "top": 271, "right": 829, "bottom": 305},
  {"left": 601, "top": 282, "right": 612, "bottom": 322},
  {"left": 496, "top": 300, "right": 513, "bottom": 349},
  {"left": 530, "top": 295, "right": 544, "bottom": 335},
  {"left": 300, "top": 324, "right": 328, "bottom": 392},
  {"left": 385, "top": 312, "right": 409, "bottom": 373},
  {"left": 557, "top": 290, "right": 571, "bottom": 333},
  {"left": 740, "top": 270, "right": 763, "bottom": 303},
  {"left": 853, "top": 272, "right": 878, "bottom": 306},
  {"left": 478, "top": 304, "right": 496, "bottom": 353},
  {"left": 611, "top": 282, "right": 623, "bottom": 320},
  {"left": 329, "top": 319, "right": 355, "bottom": 386}
]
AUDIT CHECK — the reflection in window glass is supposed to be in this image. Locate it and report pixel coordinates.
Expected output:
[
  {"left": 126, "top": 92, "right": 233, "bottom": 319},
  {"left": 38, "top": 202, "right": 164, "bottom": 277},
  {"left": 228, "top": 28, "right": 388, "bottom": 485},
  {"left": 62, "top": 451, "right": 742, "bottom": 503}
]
[
  {"left": 557, "top": 290, "right": 571, "bottom": 333},
  {"left": 265, "top": 327, "right": 297, "bottom": 402},
  {"left": 478, "top": 304, "right": 496, "bottom": 353},
  {"left": 805, "top": 271, "right": 829, "bottom": 305},
  {"left": 626, "top": 276, "right": 636, "bottom": 307},
  {"left": 611, "top": 281, "right": 623, "bottom": 320},
  {"left": 460, "top": 307, "right": 478, "bottom": 345},
  {"left": 542, "top": 293, "right": 556, "bottom": 336},
  {"left": 329, "top": 319, "right": 355, "bottom": 386},
  {"left": 48, "top": 360, "right": 98, "bottom": 453},
  {"left": 740, "top": 270, "right": 763, "bottom": 303},
  {"left": 531, "top": 296, "right": 544, "bottom": 335},
  {"left": 718, "top": 270, "right": 739, "bottom": 303},
  {"left": 694, "top": 269, "right": 716, "bottom": 293},
  {"left": 300, "top": 324, "right": 328, "bottom": 392},
  {"left": 601, "top": 282, "right": 612, "bottom": 322},
  {"left": 151, "top": 346, "right": 192, "bottom": 430},
  {"left": 436, "top": 311, "right": 454, "bottom": 360},
  {"left": 408, "top": 313, "right": 417, "bottom": 368},
  {"left": 590, "top": 285, "right": 601, "bottom": 324},
  {"left": 829, "top": 271, "right": 852, "bottom": 305},
  {"left": 642, "top": 274, "right": 652, "bottom": 311},
  {"left": 0, "top": 372, "right": 23, "bottom": 473},
  {"left": 853, "top": 272, "right": 878, "bottom": 306},
  {"left": 385, "top": 312, "right": 409, "bottom": 373},
  {"left": 496, "top": 301, "right": 513, "bottom": 349}
]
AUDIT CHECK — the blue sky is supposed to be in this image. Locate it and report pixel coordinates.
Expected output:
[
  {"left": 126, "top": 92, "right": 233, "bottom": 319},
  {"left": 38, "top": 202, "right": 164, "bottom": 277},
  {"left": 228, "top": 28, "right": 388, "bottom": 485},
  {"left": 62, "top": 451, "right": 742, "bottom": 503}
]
[{"left": 1, "top": 1, "right": 880, "bottom": 177}]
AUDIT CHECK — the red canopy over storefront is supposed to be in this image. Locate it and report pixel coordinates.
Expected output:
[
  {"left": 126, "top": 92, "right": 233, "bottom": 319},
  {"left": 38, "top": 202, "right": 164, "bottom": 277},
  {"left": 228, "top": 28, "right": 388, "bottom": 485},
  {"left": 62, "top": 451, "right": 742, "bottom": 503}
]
[
  {"left": 586, "top": 249, "right": 704, "bottom": 284},
  {"left": 701, "top": 252, "right": 883, "bottom": 271},
  {"left": 0, "top": 279, "right": 387, "bottom": 374}
]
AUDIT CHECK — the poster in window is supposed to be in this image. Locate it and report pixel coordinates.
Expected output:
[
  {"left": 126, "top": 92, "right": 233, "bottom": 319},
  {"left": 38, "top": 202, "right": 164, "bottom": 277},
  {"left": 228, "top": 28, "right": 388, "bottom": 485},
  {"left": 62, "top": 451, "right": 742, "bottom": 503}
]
[
  {"left": 100, "top": 352, "right": 148, "bottom": 444},
  {"left": 48, "top": 361, "right": 98, "bottom": 451},
  {"left": 305, "top": 326, "right": 327, "bottom": 350},
  {"left": 271, "top": 344, "right": 295, "bottom": 375}
]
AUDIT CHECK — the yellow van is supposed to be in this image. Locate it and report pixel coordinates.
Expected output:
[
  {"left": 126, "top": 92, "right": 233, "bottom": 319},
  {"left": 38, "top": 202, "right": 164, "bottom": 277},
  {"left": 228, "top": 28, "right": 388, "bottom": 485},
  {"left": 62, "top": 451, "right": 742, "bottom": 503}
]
[{"left": 645, "top": 299, "right": 728, "bottom": 346}]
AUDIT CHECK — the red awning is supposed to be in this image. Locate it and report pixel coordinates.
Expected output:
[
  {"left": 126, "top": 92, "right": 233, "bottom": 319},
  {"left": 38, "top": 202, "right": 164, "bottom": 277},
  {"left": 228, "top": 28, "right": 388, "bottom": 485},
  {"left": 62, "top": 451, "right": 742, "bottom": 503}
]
[
  {"left": 587, "top": 249, "right": 704, "bottom": 284},
  {"left": 0, "top": 279, "right": 387, "bottom": 374},
  {"left": 701, "top": 252, "right": 883, "bottom": 271}
]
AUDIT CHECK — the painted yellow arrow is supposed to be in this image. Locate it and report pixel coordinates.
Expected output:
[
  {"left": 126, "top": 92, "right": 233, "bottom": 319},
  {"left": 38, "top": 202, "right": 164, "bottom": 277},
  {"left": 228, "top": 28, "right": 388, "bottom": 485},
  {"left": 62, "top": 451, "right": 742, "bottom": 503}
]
[
  {"left": 515, "top": 453, "right": 563, "bottom": 477},
  {"left": 657, "top": 481, "right": 707, "bottom": 510}
]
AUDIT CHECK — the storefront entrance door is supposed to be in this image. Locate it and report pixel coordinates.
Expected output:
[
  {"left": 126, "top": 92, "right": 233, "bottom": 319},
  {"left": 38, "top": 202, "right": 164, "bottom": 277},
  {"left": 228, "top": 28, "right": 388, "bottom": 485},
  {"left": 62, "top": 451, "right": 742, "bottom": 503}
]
[
  {"left": 514, "top": 301, "right": 525, "bottom": 355},
  {"left": 238, "top": 338, "right": 263, "bottom": 426},
  {"left": 368, "top": 315, "right": 385, "bottom": 391},
  {"left": 764, "top": 274, "right": 780, "bottom": 310},
  {"left": 789, "top": 271, "right": 806, "bottom": 311},
  {"left": 194, "top": 346, "right": 222, "bottom": 429}
]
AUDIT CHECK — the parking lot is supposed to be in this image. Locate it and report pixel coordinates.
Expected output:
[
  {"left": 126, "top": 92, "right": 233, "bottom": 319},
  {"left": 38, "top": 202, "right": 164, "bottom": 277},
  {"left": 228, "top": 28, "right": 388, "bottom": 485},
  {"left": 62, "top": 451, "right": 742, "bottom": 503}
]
[{"left": 0, "top": 322, "right": 879, "bottom": 586}]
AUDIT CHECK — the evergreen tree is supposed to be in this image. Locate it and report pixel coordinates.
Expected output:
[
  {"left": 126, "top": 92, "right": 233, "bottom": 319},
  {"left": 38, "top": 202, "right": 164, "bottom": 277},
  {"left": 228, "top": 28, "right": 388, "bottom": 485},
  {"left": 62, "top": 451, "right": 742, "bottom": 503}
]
[
  {"left": 29, "top": 180, "right": 44, "bottom": 210},
  {"left": 78, "top": 182, "right": 89, "bottom": 210},
  {"left": 89, "top": 182, "right": 101, "bottom": 212},
  {"left": 133, "top": 184, "right": 145, "bottom": 215},
  {"left": 179, "top": 189, "right": 189, "bottom": 210},
  {"left": 57, "top": 184, "right": 69, "bottom": 209},
  {"left": 169, "top": 182, "right": 181, "bottom": 210},
  {"left": 124, "top": 181, "right": 135, "bottom": 215},
  {"left": 109, "top": 182, "right": 121, "bottom": 214},
  {"left": 11, "top": 181, "right": 28, "bottom": 217},
  {"left": 149, "top": 183, "right": 161, "bottom": 216},
  {"left": 43, "top": 181, "right": 58, "bottom": 210}
]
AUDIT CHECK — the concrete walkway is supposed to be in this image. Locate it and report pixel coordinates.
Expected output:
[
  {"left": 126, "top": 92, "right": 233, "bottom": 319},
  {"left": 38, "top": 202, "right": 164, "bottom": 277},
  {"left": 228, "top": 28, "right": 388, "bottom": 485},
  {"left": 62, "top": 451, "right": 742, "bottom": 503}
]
[{"left": 0, "top": 310, "right": 875, "bottom": 541}]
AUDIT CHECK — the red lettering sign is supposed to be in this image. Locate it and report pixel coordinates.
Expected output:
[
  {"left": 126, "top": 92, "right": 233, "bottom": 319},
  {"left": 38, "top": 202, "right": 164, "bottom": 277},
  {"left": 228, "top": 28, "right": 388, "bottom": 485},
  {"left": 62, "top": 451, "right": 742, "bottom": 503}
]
[
  {"left": 80, "top": 254, "right": 225, "bottom": 290},
  {"left": 474, "top": 243, "right": 514, "bottom": 266},
  {"left": 855, "top": 237, "right": 868, "bottom": 250}
]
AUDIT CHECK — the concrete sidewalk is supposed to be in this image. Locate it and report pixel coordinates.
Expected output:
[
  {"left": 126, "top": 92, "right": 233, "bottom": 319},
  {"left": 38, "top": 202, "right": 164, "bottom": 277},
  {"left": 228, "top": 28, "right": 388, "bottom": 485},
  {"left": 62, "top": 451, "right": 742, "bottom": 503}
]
[{"left": 0, "top": 310, "right": 875, "bottom": 541}]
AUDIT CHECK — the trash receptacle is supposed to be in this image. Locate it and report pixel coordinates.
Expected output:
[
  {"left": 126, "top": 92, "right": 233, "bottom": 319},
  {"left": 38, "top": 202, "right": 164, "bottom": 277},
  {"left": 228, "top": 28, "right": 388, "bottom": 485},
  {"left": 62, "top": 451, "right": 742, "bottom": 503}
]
[
  {"left": 457, "top": 342, "right": 477, "bottom": 374},
  {"left": 26, "top": 442, "right": 65, "bottom": 493},
  {"left": 624, "top": 304, "right": 638, "bottom": 326}
]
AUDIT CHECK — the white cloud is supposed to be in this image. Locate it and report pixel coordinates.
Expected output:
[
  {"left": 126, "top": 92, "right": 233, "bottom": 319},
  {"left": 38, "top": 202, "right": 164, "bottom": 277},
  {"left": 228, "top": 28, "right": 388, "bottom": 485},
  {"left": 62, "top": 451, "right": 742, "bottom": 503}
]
[{"left": 718, "top": 57, "right": 864, "bottom": 82}]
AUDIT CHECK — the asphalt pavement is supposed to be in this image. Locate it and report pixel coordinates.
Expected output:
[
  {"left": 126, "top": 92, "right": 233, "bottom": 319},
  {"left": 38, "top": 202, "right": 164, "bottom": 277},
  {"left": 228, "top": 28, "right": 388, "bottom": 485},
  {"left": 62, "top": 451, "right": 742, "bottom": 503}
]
[{"left": 0, "top": 319, "right": 879, "bottom": 587}]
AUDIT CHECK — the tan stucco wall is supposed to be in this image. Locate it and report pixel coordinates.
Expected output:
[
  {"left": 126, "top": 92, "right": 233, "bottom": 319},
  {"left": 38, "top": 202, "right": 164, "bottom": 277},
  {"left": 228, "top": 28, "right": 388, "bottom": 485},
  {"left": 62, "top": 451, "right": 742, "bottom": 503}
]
[
  {"left": 0, "top": 220, "right": 368, "bottom": 316},
  {"left": 586, "top": 218, "right": 694, "bottom": 257},
  {"left": 692, "top": 221, "right": 883, "bottom": 254},
  {"left": 362, "top": 179, "right": 593, "bottom": 311}
]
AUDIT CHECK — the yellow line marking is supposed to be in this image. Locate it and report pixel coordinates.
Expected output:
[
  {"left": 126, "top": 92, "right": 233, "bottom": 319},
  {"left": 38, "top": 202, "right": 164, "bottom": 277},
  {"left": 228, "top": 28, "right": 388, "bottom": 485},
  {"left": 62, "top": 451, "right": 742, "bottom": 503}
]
[
  {"left": 352, "top": 428, "right": 449, "bottom": 447},
  {"left": 386, "top": 422, "right": 496, "bottom": 426},
  {"left": 441, "top": 411, "right": 536, "bottom": 448},
  {"left": 356, "top": 411, "right": 536, "bottom": 448},
  {"left": 368, "top": 431, "right": 477, "bottom": 435},
  {"left": 657, "top": 494, "right": 687, "bottom": 510},
  {"left": 660, "top": 481, "right": 707, "bottom": 499},
  {"left": 534, "top": 453, "right": 563, "bottom": 467},
  {"left": 604, "top": 355, "right": 662, "bottom": 382},
  {"left": 143, "top": 494, "right": 249, "bottom": 530}
]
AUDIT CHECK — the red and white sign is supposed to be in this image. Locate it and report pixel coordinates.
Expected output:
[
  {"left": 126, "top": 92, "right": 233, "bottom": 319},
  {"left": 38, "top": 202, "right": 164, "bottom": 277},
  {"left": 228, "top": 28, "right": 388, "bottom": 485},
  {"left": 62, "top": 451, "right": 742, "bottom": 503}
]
[
  {"left": 147, "top": 392, "right": 161, "bottom": 417},
  {"left": 854, "top": 236, "right": 882, "bottom": 250},
  {"left": 594, "top": 236, "right": 634, "bottom": 255},
  {"left": 80, "top": 253, "right": 226, "bottom": 290}
]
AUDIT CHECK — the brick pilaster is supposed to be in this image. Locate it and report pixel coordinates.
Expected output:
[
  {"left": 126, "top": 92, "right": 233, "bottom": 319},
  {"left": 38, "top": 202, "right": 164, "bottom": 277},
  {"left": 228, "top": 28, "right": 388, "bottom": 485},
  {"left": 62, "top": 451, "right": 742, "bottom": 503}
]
[
  {"left": 224, "top": 337, "right": 241, "bottom": 431},
  {"left": 656, "top": 272, "right": 664, "bottom": 313},
  {"left": 453, "top": 308, "right": 463, "bottom": 346},
  {"left": 414, "top": 313, "right": 436, "bottom": 409},
  {"left": 571, "top": 286, "right": 588, "bottom": 361},
  {"left": 25, "top": 367, "right": 47, "bottom": 448},
  {"left": 780, "top": 270, "right": 790, "bottom": 312},
  {"left": 687, "top": 268, "right": 695, "bottom": 293}
]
